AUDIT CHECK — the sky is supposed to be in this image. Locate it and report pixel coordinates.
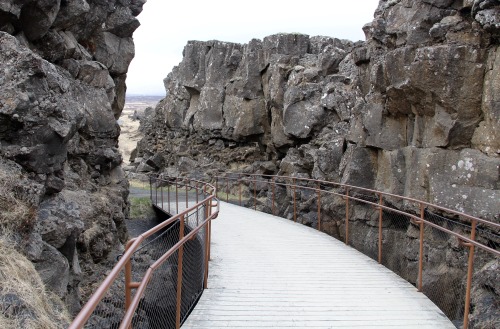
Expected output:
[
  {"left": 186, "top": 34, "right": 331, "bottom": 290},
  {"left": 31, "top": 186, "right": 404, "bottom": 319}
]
[{"left": 126, "top": 0, "right": 380, "bottom": 96}]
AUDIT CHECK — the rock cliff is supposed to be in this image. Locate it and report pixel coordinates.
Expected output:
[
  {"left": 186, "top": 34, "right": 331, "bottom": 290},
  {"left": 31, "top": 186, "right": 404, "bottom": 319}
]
[
  {"left": 0, "top": 0, "right": 144, "bottom": 321},
  {"left": 135, "top": 0, "right": 499, "bottom": 221},
  {"left": 132, "top": 0, "right": 500, "bottom": 326}
]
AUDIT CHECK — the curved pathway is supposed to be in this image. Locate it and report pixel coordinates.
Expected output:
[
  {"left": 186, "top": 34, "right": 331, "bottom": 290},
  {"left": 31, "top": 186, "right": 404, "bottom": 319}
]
[{"left": 182, "top": 202, "right": 454, "bottom": 328}]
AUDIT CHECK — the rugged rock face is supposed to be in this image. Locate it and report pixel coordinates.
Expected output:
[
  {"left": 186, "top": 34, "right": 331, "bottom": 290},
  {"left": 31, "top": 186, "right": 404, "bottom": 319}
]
[
  {"left": 135, "top": 0, "right": 499, "bottom": 221},
  {"left": 132, "top": 0, "right": 500, "bottom": 326},
  {"left": 0, "top": 0, "right": 144, "bottom": 318}
]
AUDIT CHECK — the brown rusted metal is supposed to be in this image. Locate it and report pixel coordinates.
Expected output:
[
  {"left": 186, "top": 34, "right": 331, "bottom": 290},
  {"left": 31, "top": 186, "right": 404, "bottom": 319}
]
[
  {"left": 345, "top": 188, "right": 349, "bottom": 245},
  {"left": 175, "top": 215, "right": 185, "bottom": 329},
  {"left": 272, "top": 177, "right": 275, "bottom": 216},
  {"left": 119, "top": 268, "right": 153, "bottom": 329},
  {"left": 175, "top": 178, "right": 179, "bottom": 214},
  {"left": 463, "top": 219, "right": 477, "bottom": 329},
  {"left": 119, "top": 215, "right": 216, "bottom": 329},
  {"left": 206, "top": 200, "right": 212, "bottom": 277},
  {"left": 222, "top": 172, "right": 499, "bottom": 228},
  {"left": 214, "top": 172, "right": 500, "bottom": 256},
  {"left": 239, "top": 174, "right": 242, "bottom": 206},
  {"left": 293, "top": 178, "right": 297, "bottom": 222},
  {"left": 124, "top": 240, "right": 134, "bottom": 311},
  {"left": 378, "top": 193, "right": 383, "bottom": 264},
  {"left": 168, "top": 182, "right": 171, "bottom": 213},
  {"left": 69, "top": 237, "right": 144, "bottom": 329},
  {"left": 418, "top": 203, "right": 425, "bottom": 292},
  {"left": 254, "top": 178, "right": 257, "bottom": 210},
  {"left": 70, "top": 176, "right": 218, "bottom": 329},
  {"left": 317, "top": 182, "right": 321, "bottom": 231},
  {"left": 75, "top": 173, "right": 500, "bottom": 329},
  {"left": 196, "top": 182, "right": 199, "bottom": 225},
  {"left": 204, "top": 200, "right": 210, "bottom": 289},
  {"left": 185, "top": 178, "right": 189, "bottom": 209}
]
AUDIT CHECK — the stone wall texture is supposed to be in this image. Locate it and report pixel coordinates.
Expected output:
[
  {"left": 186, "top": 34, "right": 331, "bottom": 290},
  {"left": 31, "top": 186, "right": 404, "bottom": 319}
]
[
  {"left": 132, "top": 1, "right": 500, "bottom": 326},
  {"left": 135, "top": 0, "right": 499, "bottom": 222},
  {"left": 0, "top": 0, "right": 145, "bottom": 316}
]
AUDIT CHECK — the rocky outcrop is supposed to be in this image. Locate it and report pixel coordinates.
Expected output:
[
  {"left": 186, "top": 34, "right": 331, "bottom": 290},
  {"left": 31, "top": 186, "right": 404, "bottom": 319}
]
[
  {"left": 135, "top": 0, "right": 499, "bottom": 221},
  {"left": 133, "top": 0, "right": 499, "bottom": 326},
  {"left": 0, "top": 0, "right": 144, "bottom": 317}
]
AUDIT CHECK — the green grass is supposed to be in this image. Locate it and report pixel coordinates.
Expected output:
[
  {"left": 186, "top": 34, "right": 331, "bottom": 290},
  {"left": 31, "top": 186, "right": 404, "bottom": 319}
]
[
  {"left": 129, "top": 196, "right": 155, "bottom": 219},
  {"left": 129, "top": 179, "right": 150, "bottom": 190},
  {"left": 216, "top": 191, "right": 246, "bottom": 202}
]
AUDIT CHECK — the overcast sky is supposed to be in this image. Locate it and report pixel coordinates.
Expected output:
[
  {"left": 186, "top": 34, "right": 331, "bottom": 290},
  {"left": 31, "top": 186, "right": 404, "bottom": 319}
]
[{"left": 126, "top": 0, "right": 380, "bottom": 96}]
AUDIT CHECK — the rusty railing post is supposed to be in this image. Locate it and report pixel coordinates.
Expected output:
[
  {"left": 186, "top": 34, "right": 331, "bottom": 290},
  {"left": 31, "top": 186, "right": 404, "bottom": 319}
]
[
  {"left": 203, "top": 184, "right": 211, "bottom": 280},
  {"left": 175, "top": 178, "right": 179, "bottom": 214},
  {"left": 186, "top": 178, "right": 189, "bottom": 209},
  {"left": 196, "top": 182, "right": 199, "bottom": 225},
  {"left": 175, "top": 215, "right": 185, "bottom": 329},
  {"left": 203, "top": 184, "right": 210, "bottom": 289},
  {"left": 239, "top": 174, "right": 242, "bottom": 206},
  {"left": 378, "top": 193, "right": 383, "bottom": 264},
  {"left": 254, "top": 177, "right": 257, "bottom": 210},
  {"left": 203, "top": 200, "right": 210, "bottom": 289},
  {"left": 272, "top": 177, "right": 275, "bottom": 216},
  {"left": 124, "top": 240, "right": 134, "bottom": 311},
  {"left": 463, "top": 219, "right": 477, "bottom": 329},
  {"left": 168, "top": 180, "right": 171, "bottom": 214},
  {"left": 293, "top": 178, "right": 297, "bottom": 222},
  {"left": 345, "top": 188, "right": 349, "bottom": 245},
  {"left": 417, "top": 203, "right": 425, "bottom": 292},
  {"left": 317, "top": 182, "right": 321, "bottom": 231}
]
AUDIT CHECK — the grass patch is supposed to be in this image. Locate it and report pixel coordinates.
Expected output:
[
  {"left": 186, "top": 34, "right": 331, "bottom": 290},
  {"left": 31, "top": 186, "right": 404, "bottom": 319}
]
[
  {"left": 129, "top": 196, "right": 155, "bottom": 219},
  {"left": 0, "top": 170, "right": 36, "bottom": 234},
  {"left": 215, "top": 191, "right": 241, "bottom": 202},
  {"left": 0, "top": 237, "right": 70, "bottom": 329},
  {"left": 129, "top": 179, "right": 150, "bottom": 190}
]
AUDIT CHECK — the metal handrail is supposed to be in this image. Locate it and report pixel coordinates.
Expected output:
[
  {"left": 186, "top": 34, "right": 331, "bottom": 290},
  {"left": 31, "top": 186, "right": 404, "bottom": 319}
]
[
  {"left": 214, "top": 171, "right": 499, "bottom": 329},
  {"left": 69, "top": 176, "right": 218, "bottom": 329},
  {"left": 217, "top": 172, "right": 500, "bottom": 227},
  {"left": 71, "top": 171, "right": 496, "bottom": 329}
]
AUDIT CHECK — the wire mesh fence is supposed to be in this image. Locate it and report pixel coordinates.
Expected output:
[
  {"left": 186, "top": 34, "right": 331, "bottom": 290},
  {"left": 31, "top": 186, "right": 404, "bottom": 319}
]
[
  {"left": 70, "top": 176, "right": 217, "bottom": 329},
  {"left": 83, "top": 272, "right": 126, "bottom": 329},
  {"left": 212, "top": 172, "right": 500, "bottom": 329}
]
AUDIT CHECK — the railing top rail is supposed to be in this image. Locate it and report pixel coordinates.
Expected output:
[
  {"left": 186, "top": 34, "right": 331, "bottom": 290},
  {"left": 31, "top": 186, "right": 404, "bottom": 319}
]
[
  {"left": 69, "top": 177, "right": 218, "bottom": 329},
  {"left": 214, "top": 172, "right": 500, "bottom": 229},
  {"left": 119, "top": 209, "right": 218, "bottom": 329}
]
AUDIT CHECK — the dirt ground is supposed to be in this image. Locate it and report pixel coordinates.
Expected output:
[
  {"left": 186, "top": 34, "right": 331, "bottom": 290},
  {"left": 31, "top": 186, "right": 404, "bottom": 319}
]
[{"left": 118, "top": 96, "right": 162, "bottom": 164}]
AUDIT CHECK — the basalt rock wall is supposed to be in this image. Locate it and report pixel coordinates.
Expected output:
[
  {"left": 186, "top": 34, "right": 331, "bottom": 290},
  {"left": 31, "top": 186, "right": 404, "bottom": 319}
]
[
  {"left": 0, "top": 0, "right": 145, "bottom": 318},
  {"left": 133, "top": 0, "right": 499, "bottom": 326},
  {"left": 135, "top": 0, "right": 499, "bottom": 221}
]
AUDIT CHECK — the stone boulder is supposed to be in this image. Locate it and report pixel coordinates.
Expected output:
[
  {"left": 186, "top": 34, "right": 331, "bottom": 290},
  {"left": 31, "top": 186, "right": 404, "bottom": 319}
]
[{"left": 0, "top": 0, "right": 143, "bottom": 317}]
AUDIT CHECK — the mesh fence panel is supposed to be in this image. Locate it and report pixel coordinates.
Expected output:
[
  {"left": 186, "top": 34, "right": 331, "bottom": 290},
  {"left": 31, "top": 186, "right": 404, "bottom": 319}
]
[
  {"left": 421, "top": 211, "right": 472, "bottom": 325},
  {"left": 380, "top": 207, "right": 417, "bottom": 284},
  {"left": 468, "top": 226, "right": 500, "bottom": 328},
  {"left": 84, "top": 272, "right": 125, "bottom": 329},
  {"left": 211, "top": 174, "right": 499, "bottom": 329},
  {"left": 126, "top": 202, "right": 208, "bottom": 328},
  {"left": 130, "top": 221, "right": 180, "bottom": 328},
  {"left": 73, "top": 176, "right": 215, "bottom": 329}
]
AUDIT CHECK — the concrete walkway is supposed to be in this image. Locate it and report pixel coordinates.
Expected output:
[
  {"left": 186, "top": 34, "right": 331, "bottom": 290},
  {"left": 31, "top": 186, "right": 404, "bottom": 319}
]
[{"left": 181, "top": 202, "right": 454, "bottom": 328}]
